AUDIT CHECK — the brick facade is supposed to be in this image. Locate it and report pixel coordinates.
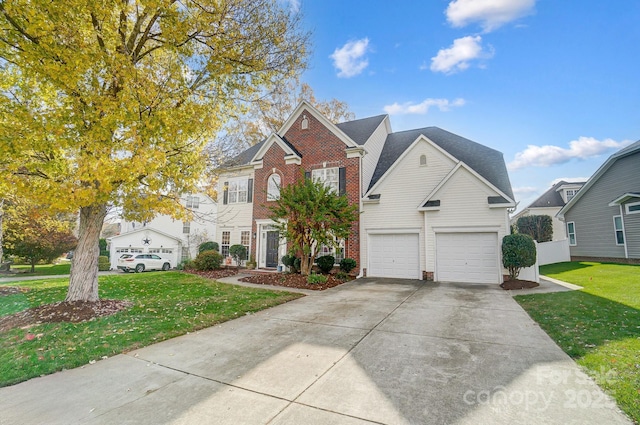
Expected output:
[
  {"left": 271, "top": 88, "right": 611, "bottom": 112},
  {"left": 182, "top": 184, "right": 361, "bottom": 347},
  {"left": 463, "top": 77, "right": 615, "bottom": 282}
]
[{"left": 251, "top": 109, "right": 361, "bottom": 272}]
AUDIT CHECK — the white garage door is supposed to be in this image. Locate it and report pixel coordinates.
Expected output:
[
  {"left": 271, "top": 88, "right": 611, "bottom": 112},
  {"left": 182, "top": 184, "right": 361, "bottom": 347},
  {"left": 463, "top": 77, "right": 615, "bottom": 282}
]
[
  {"left": 436, "top": 233, "right": 499, "bottom": 284},
  {"left": 368, "top": 233, "right": 420, "bottom": 279}
]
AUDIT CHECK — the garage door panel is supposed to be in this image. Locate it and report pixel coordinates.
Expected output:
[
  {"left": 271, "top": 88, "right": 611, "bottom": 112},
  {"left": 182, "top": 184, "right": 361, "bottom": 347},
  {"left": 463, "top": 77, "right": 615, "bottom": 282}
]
[
  {"left": 436, "top": 233, "right": 499, "bottom": 284},
  {"left": 369, "top": 233, "right": 420, "bottom": 279}
]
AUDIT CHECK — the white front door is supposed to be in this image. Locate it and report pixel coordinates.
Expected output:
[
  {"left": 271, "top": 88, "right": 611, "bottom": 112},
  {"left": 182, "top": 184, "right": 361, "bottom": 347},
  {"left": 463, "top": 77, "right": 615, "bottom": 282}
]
[
  {"left": 368, "top": 233, "right": 420, "bottom": 279},
  {"left": 436, "top": 233, "right": 499, "bottom": 283}
]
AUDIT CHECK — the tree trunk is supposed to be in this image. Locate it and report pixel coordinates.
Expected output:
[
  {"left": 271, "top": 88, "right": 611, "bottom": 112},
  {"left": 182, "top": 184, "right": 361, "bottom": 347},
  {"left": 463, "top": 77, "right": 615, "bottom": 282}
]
[
  {"left": 65, "top": 204, "right": 107, "bottom": 302},
  {"left": 30, "top": 259, "right": 35, "bottom": 273},
  {"left": 0, "top": 199, "right": 4, "bottom": 263},
  {"left": 300, "top": 254, "right": 313, "bottom": 276}
]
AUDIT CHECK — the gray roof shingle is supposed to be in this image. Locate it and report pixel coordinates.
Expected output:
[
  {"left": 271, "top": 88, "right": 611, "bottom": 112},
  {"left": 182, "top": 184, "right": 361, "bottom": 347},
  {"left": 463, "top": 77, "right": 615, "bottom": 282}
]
[
  {"left": 367, "top": 127, "right": 514, "bottom": 200},
  {"left": 336, "top": 115, "right": 386, "bottom": 145},
  {"left": 527, "top": 180, "right": 580, "bottom": 208}
]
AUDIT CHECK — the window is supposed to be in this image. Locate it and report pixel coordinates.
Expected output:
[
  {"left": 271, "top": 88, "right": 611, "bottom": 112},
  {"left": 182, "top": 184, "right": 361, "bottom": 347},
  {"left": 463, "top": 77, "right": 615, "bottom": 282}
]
[
  {"left": 312, "top": 167, "right": 339, "bottom": 193},
  {"left": 626, "top": 201, "right": 640, "bottom": 214},
  {"left": 267, "top": 174, "right": 281, "bottom": 201},
  {"left": 419, "top": 155, "right": 427, "bottom": 166},
  {"left": 116, "top": 248, "right": 129, "bottom": 253},
  {"left": 566, "top": 189, "right": 578, "bottom": 202},
  {"left": 316, "top": 239, "right": 345, "bottom": 263},
  {"left": 161, "top": 248, "right": 173, "bottom": 254},
  {"left": 241, "top": 231, "right": 251, "bottom": 260},
  {"left": 221, "top": 231, "right": 231, "bottom": 257},
  {"left": 567, "top": 222, "right": 576, "bottom": 246},
  {"left": 181, "top": 247, "right": 190, "bottom": 261},
  {"left": 149, "top": 248, "right": 160, "bottom": 254},
  {"left": 182, "top": 221, "right": 190, "bottom": 234},
  {"left": 130, "top": 248, "right": 143, "bottom": 253},
  {"left": 613, "top": 216, "right": 625, "bottom": 245},
  {"left": 186, "top": 195, "right": 200, "bottom": 209}
]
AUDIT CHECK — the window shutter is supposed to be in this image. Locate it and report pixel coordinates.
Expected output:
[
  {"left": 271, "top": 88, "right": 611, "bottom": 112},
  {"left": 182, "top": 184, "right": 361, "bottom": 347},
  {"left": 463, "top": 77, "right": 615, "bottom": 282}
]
[
  {"left": 305, "top": 171, "right": 311, "bottom": 180},
  {"left": 247, "top": 178, "right": 253, "bottom": 203},
  {"left": 339, "top": 167, "right": 346, "bottom": 196},
  {"left": 223, "top": 182, "right": 228, "bottom": 205}
]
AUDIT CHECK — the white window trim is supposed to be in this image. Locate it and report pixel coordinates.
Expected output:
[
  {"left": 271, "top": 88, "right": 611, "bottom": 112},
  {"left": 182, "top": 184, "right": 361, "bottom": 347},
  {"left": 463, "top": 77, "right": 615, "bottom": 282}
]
[
  {"left": 312, "top": 167, "right": 339, "bottom": 194},
  {"left": 228, "top": 178, "right": 248, "bottom": 204},
  {"left": 567, "top": 222, "right": 577, "bottom": 246},
  {"left": 240, "top": 230, "right": 251, "bottom": 261},
  {"left": 267, "top": 174, "right": 281, "bottom": 201},
  {"left": 625, "top": 201, "right": 640, "bottom": 215},
  {"left": 613, "top": 215, "right": 625, "bottom": 246},
  {"left": 221, "top": 230, "right": 231, "bottom": 257}
]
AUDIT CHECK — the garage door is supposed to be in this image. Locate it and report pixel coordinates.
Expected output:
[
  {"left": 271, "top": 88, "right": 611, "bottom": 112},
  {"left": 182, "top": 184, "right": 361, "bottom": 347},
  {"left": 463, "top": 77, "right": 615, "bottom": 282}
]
[
  {"left": 368, "top": 233, "right": 420, "bottom": 279},
  {"left": 436, "top": 233, "right": 499, "bottom": 283}
]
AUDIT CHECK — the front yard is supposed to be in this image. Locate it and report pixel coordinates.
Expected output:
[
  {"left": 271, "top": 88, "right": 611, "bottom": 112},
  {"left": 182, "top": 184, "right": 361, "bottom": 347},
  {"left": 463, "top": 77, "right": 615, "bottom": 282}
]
[
  {"left": 515, "top": 262, "right": 640, "bottom": 423},
  {"left": 0, "top": 272, "right": 302, "bottom": 387}
]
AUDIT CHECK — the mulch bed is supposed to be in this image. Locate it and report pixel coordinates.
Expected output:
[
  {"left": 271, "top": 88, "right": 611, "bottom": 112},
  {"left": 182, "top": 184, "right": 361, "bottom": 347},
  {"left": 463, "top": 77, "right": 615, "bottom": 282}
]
[
  {"left": 239, "top": 273, "right": 350, "bottom": 291},
  {"left": 0, "top": 300, "right": 132, "bottom": 333},
  {"left": 500, "top": 279, "right": 540, "bottom": 290},
  {"left": 183, "top": 269, "right": 239, "bottom": 280}
]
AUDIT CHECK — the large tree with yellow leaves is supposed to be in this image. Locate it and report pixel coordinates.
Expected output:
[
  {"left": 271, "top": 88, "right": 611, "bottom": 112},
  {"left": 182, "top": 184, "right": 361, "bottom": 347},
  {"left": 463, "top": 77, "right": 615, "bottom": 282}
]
[{"left": 0, "top": 0, "right": 308, "bottom": 301}]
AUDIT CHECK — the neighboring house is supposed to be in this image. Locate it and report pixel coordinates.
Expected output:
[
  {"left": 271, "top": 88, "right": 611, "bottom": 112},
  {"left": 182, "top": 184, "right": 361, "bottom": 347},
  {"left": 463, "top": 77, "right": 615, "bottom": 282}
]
[
  {"left": 108, "top": 193, "right": 217, "bottom": 269},
  {"left": 216, "top": 101, "right": 515, "bottom": 284},
  {"left": 557, "top": 140, "right": 640, "bottom": 263},
  {"left": 510, "top": 180, "right": 585, "bottom": 241}
]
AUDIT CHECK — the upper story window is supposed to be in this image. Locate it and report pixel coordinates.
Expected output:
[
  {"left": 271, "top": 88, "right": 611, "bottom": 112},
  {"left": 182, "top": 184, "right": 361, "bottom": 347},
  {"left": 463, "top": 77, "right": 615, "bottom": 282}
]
[
  {"left": 186, "top": 195, "right": 199, "bottom": 209},
  {"left": 267, "top": 174, "right": 281, "bottom": 201},
  {"left": 182, "top": 221, "right": 190, "bottom": 234},
  {"left": 312, "top": 167, "right": 339, "bottom": 194},
  {"left": 419, "top": 155, "right": 427, "bottom": 166},
  {"left": 565, "top": 189, "right": 578, "bottom": 202},
  {"left": 626, "top": 201, "right": 640, "bottom": 214},
  {"left": 223, "top": 178, "right": 253, "bottom": 204}
]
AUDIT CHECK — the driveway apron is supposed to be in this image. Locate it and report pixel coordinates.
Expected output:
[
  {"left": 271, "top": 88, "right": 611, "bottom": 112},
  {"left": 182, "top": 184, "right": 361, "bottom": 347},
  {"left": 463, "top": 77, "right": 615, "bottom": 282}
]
[{"left": 0, "top": 278, "right": 631, "bottom": 424}]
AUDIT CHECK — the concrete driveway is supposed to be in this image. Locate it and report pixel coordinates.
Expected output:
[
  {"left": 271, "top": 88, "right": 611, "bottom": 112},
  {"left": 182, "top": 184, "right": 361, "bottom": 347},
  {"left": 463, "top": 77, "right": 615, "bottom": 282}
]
[{"left": 0, "top": 278, "right": 631, "bottom": 424}]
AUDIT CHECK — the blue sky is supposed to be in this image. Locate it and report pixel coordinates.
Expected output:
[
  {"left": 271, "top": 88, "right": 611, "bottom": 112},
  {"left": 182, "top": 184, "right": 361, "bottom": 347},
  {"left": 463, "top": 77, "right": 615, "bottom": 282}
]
[{"left": 289, "top": 0, "right": 640, "bottom": 212}]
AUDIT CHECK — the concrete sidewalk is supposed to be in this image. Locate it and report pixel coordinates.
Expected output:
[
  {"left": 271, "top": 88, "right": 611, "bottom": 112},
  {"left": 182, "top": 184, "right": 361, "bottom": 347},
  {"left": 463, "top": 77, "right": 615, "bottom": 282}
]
[{"left": 0, "top": 279, "right": 631, "bottom": 424}]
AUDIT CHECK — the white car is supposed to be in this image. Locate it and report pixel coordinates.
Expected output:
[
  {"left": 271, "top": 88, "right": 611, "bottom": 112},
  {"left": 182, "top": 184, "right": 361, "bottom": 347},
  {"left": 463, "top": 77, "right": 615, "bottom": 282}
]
[{"left": 117, "top": 254, "right": 171, "bottom": 273}]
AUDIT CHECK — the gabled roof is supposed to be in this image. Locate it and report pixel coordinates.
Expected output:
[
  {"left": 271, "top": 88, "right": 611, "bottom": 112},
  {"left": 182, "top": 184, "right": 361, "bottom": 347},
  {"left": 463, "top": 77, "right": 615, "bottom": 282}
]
[
  {"left": 250, "top": 133, "right": 302, "bottom": 165},
  {"left": 558, "top": 139, "right": 640, "bottom": 218},
  {"left": 107, "top": 227, "right": 183, "bottom": 243},
  {"left": 527, "top": 180, "right": 585, "bottom": 209},
  {"left": 367, "top": 127, "right": 514, "bottom": 200},
  {"left": 224, "top": 140, "right": 266, "bottom": 168},
  {"left": 336, "top": 114, "right": 387, "bottom": 145}
]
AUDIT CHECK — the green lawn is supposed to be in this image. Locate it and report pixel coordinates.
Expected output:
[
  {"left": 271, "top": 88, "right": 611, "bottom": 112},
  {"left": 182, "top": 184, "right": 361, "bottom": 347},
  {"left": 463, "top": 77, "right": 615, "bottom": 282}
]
[
  {"left": 7, "top": 263, "right": 72, "bottom": 276},
  {"left": 0, "top": 272, "right": 303, "bottom": 387},
  {"left": 515, "top": 262, "right": 640, "bottom": 423}
]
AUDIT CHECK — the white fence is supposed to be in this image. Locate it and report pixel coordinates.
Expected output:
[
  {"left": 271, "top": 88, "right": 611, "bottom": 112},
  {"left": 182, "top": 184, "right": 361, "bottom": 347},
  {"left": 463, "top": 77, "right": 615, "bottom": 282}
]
[{"left": 537, "top": 239, "right": 571, "bottom": 266}]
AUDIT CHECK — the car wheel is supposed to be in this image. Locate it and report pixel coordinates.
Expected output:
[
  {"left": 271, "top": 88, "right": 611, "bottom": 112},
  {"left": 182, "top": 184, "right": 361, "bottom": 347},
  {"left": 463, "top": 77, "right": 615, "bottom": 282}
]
[
  {"left": 162, "top": 263, "right": 170, "bottom": 271},
  {"left": 135, "top": 264, "right": 145, "bottom": 273}
]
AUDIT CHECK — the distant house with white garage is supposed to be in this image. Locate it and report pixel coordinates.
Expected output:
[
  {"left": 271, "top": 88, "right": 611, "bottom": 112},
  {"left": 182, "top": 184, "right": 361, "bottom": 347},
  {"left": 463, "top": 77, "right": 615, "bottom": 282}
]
[{"left": 107, "top": 193, "right": 217, "bottom": 270}]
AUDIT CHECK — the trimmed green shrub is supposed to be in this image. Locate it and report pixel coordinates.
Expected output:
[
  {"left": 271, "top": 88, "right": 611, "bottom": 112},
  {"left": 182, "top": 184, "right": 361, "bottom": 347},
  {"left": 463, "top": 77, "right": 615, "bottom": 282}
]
[
  {"left": 99, "top": 238, "right": 109, "bottom": 258},
  {"left": 98, "top": 255, "right": 110, "bottom": 271},
  {"left": 281, "top": 254, "right": 298, "bottom": 273},
  {"left": 307, "top": 273, "right": 328, "bottom": 284},
  {"left": 193, "top": 250, "right": 223, "bottom": 271},
  {"left": 339, "top": 258, "right": 357, "bottom": 274},
  {"left": 502, "top": 234, "right": 536, "bottom": 280},
  {"left": 293, "top": 257, "right": 301, "bottom": 273},
  {"left": 199, "top": 241, "right": 219, "bottom": 253},
  {"left": 316, "top": 255, "right": 335, "bottom": 274},
  {"left": 335, "top": 271, "right": 349, "bottom": 281},
  {"left": 229, "top": 244, "right": 247, "bottom": 267}
]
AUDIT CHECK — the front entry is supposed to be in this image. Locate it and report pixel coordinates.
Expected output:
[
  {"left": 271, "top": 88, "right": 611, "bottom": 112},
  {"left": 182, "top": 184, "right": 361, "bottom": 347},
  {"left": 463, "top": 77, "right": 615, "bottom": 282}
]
[{"left": 266, "top": 231, "right": 279, "bottom": 267}]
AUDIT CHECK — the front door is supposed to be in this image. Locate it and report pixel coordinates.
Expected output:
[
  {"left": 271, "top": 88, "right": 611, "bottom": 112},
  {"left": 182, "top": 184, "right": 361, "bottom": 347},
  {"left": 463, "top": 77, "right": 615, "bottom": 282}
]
[{"left": 266, "top": 231, "right": 279, "bottom": 268}]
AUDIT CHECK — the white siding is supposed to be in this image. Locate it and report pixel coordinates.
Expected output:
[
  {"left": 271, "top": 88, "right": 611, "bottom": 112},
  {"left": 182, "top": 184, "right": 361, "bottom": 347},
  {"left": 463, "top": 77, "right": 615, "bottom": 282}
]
[
  {"left": 362, "top": 117, "right": 391, "bottom": 194},
  {"left": 216, "top": 169, "right": 255, "bottom": 261},
  {"left": 425, "top": 166, "right": 509, "bottom": 272},
  {"left": 361, "top": 139, "right": 457, "bottom": 275},
  {"left": 510, "top": 206, "right": 566, "bottom": 241}
]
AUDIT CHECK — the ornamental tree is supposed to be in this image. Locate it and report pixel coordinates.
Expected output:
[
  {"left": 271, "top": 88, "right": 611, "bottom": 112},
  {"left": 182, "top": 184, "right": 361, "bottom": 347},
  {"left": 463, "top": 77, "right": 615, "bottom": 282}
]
[
  {"left": 0, "top": 0, "right": 308, "bottom": 301},
  {"left": 269, "top": 176, "right": 359, "bottom": 276},
  {"left": 502, "top": 234, "right": 536, "bottom": 280},
  {"left": 516, "top": 215, "right": 553, "bottom": 242}
]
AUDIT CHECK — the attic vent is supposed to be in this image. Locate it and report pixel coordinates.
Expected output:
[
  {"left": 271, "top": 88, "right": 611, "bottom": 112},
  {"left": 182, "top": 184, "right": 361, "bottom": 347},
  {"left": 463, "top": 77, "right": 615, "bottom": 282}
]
[
  {"left": 301, "top": 115, "right": 309, "bottom": 130},
  {"left": 419, "top": 154, "right": 427, "bottom": 166}
]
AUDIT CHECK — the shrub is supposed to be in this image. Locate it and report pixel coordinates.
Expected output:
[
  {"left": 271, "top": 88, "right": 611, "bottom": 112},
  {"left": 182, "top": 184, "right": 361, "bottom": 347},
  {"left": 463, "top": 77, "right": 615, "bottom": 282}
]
[
  {"left": 516, "top": 215, "right": 553, "bottom": 242},
  {"left": 199, "top": 241, "right": 219, "bottom": 253},
  {"left": 307, "top": 273, "right": 328, "bottom": 284},
  {"left": 335, "top": 271, "right": 349, "bottom": 281},
  {"left": 316, "top": 255, "right": 335, "bottom": 274},
  {"left": 98, "top": 255, "right": 110, "bottom": 271},
  {"left": 99, "top": 238, "right": 109, "bottom": 258},
  {"left": 339, "top": 258, "right": 357, "bottom": 274},
  {"left": 193, "top": 250, "right": 223, "bottom": 271},
  {"left": 283, "top": 255, "right": 301, "bottom": 273},
  {"left": 293, "top": 257, "right": 301, "bottom": 273},
  {"left": 229, "top": 244, "right": 247, "bottom": 267},
  {"left": 502, "top": 234, "right": 536, "bottom": 280}
]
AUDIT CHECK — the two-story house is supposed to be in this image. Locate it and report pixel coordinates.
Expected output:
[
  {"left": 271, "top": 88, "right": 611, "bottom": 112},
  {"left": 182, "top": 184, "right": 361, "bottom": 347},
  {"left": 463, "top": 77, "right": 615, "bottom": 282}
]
[
  {"left": 108, "top": 192, "right": 217, "bottom": 269},
  {"left": 216, "top": 101, "right": 515, "bottom": 284}
]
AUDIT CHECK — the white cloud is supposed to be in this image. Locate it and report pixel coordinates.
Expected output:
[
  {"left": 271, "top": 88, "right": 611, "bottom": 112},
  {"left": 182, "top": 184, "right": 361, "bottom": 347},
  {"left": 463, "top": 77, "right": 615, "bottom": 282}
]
[
  {"left": 446, "top": 0, "right": 536, "bottom": 32},
  {"left": 330, "top": 38, "right": 370, "bottom": 78},
  {"left": 383, "top": 98, "right": 465, "bottom": 115},
  {"left": 430, "top": 36, "right": 492, "bottom": 74},
  {"left": 285, "top": 0, "right": 300, "bottom": 13},
  {"left": 512, "top": 186, "right": 538, "bottom": 196},
  {"left": 508, "top": 137, "right": 633, "bottom": 171}
]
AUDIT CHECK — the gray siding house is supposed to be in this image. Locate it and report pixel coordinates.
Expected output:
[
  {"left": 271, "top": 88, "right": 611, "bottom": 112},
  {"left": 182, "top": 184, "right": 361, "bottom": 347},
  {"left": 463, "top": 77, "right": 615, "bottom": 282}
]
[{"left": 557, "top": 140, "right": 640, "bottom": 262}]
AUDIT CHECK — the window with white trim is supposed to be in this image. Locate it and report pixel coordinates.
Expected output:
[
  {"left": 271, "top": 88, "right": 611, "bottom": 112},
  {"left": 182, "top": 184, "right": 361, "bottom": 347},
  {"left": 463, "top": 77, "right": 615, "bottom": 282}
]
[
  {"left": 613, "top": 216, "right": 625, "bottom": 245},
  {"left": 161, "top": 248, "right": 173, "bottom": 254},
  {"left": 229, "top": 179, "right": 248, "bottom": 203},
  {"left": 181, "top": 247, "right": 190, "bottom": 261},
  {"left": 241, "top": 231, "right": 251, "bottom": 260},
  {"left": 626, "top": 201, "right": 640, "bottom": 214},
  {"left": 149, "top": 248, "right": 160, "bottom": 254},
  {"left": 186, "top": 195, "right": 200, "bottom": 209},
  {"left": 316, "top": 239, "right": 345, "bottom": 263},
  {"left": 565, "top": 189, "right": 578, "bottom": 202},
  {"left": 221, "top": 231, "right": 231, "bottom": 257},
  {"left": 267, "top": 174, "right": 281, "bottom": 201},
  {"left": 567, "top": 222, "right": 576, "bottom": 246},
  {"left": 312, "top": 167, "right": 339, "bottom": 193},
  {"left": 182, "top": 221, "right": 190, "bottom": 234}
]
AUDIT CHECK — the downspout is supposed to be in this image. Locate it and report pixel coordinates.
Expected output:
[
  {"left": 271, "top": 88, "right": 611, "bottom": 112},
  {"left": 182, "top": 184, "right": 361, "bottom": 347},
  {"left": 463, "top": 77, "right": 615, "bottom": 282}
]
[{"left": 357, "top": 152, "right": 364, "bottom": 279}]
